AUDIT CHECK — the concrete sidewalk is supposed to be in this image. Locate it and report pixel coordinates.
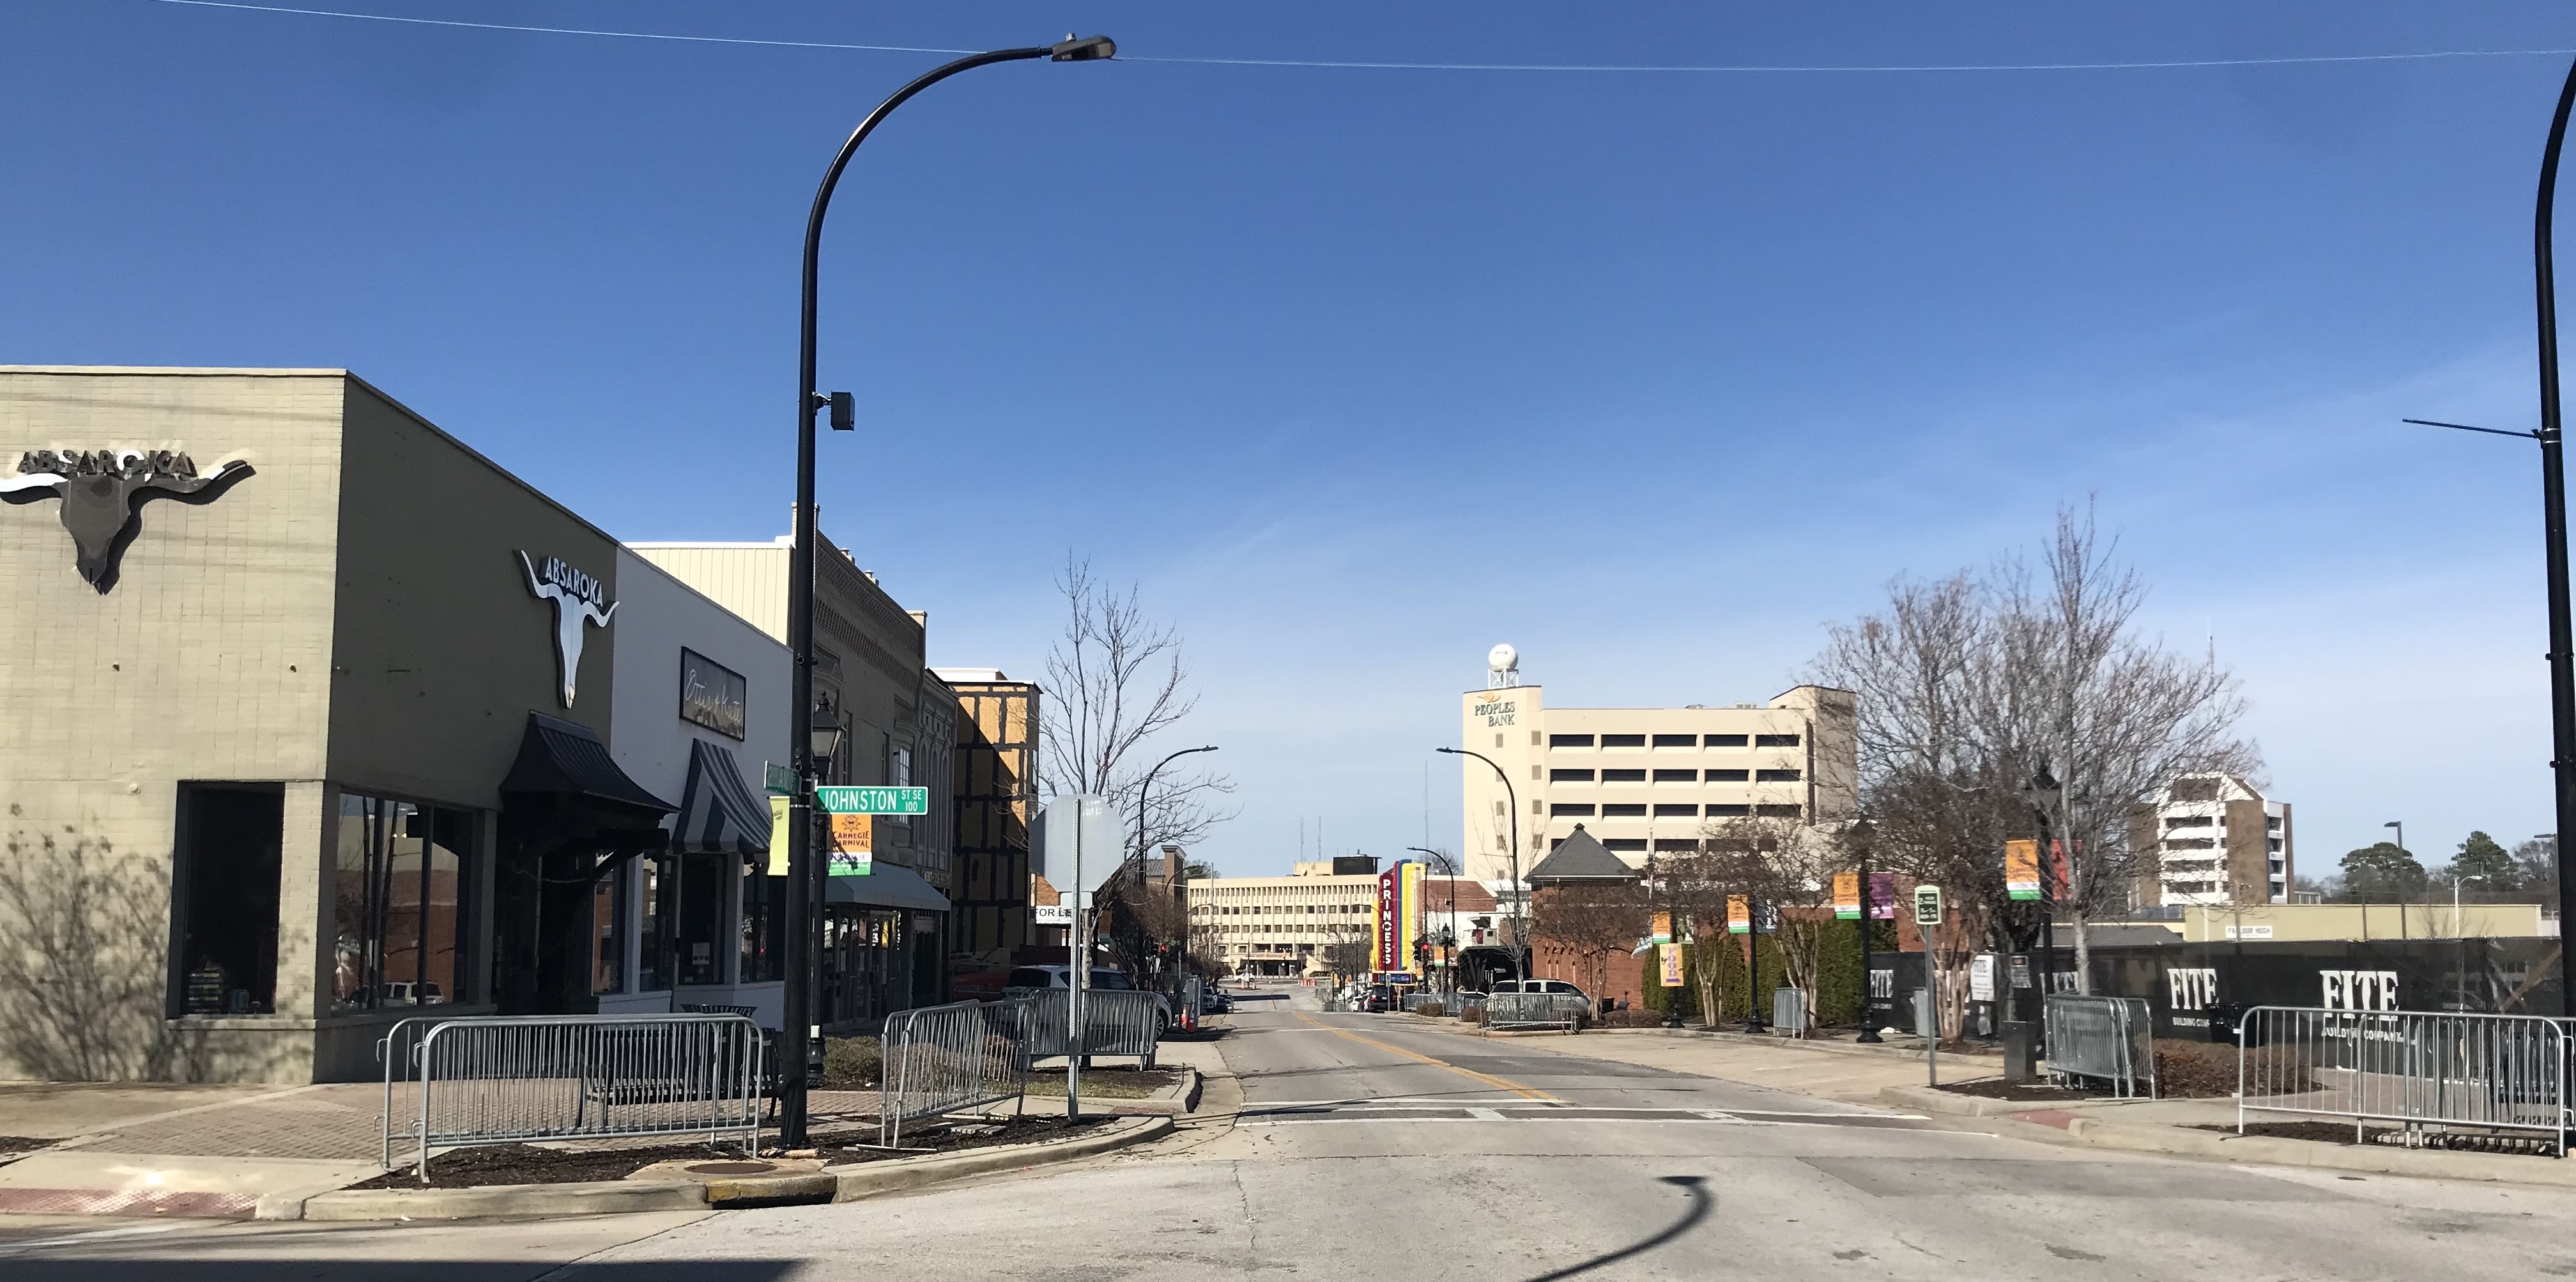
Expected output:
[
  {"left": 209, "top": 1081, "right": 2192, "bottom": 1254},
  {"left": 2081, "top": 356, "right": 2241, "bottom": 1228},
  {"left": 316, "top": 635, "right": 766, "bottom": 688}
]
[
  {"left": 1445, "top": 1026, "right": 2576, "bottom": 1188},
  {"left": 0, "top": 1076, "right": 893, "bottom": 1221}
]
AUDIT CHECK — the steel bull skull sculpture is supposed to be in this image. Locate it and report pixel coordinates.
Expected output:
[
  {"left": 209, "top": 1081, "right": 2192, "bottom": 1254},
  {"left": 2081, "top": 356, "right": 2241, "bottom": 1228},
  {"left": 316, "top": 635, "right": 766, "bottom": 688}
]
[{"left": 1, "top": 449, "right": 256, "bottom": 592}]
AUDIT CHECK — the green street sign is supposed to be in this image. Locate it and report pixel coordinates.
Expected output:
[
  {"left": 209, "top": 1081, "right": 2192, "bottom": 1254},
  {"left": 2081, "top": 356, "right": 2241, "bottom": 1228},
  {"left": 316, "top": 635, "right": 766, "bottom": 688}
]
[
  {"left": 816, "top": 785, "right": 930, "bottom": 815},
  {"left": 1913, "top": 884, "right": 1943, "bottom": 927},
  {"left": 765, "top": 762, "right": 797, "bottom": 795}
]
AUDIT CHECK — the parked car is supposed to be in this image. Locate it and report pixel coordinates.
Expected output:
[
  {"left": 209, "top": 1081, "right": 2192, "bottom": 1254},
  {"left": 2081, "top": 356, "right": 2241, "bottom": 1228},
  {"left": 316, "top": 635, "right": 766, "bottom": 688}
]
[
  {"left": 1491, "top": 979, "right": 1587, "bottom": 999},
  {"left": 1204, "top": 987, "right": 1233, "bottom": 1016},
  {"left": 1004, "top": 965, "right": 1172, "bottom": 1035},
  {"left": 1363, "top": 984, "right": 1396, "bottom": 1012}
]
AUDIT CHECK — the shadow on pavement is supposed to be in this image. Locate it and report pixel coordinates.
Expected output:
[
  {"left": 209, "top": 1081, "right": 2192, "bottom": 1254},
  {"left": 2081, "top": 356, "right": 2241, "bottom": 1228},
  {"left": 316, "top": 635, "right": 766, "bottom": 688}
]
[{"left": 1522, "top": 1175, "right": 1710, "bottom": 1282}]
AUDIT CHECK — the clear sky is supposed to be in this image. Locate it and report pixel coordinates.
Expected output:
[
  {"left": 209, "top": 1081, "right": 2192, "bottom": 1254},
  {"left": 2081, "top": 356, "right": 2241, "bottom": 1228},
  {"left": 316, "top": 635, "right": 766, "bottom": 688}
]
[{"left": 8, "top": 3, "right": 2574, "bottom": 880}]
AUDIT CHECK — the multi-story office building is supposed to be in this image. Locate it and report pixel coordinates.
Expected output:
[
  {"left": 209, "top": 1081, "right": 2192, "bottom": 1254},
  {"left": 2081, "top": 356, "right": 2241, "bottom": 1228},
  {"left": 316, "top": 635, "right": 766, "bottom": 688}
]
[
  {"left": 2129, "top": 773, "right": 2290, "bottom": 906},
  {"left": 1455, "top": 649, "right": 1857, "bottom": 884},
  {"left": 1185, "top": 867, "right": 1382, "bottom": 977},
  {"left": 932, "top": 668, "right": 1040, "bottom": 963}
]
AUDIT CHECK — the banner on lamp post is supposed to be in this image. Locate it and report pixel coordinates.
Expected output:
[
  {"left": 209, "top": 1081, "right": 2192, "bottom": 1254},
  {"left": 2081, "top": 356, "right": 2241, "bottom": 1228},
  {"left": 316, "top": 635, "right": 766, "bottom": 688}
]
[
  {"left": 1726, "top": 895, "right": 1751, "bottom": 935},
  {"left": 2005, "top": 839, "right": 2041, "bottom": 901},
  {"left": 1659, "top": 941, "right": 1684, "bottom": 987},
  {"left": 1832, "top": 872, "right": 1861, "bottom": 920}
]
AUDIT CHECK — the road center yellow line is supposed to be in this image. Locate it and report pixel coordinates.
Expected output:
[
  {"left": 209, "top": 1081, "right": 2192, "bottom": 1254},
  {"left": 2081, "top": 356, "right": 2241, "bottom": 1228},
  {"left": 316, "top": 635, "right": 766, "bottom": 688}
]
[{"left": 1294, "top": 1012, "right": 1557, "bottom": 1101}]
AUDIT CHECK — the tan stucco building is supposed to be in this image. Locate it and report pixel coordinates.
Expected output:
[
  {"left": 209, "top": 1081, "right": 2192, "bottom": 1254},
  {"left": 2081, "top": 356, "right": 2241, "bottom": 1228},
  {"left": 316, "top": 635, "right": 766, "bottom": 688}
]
[
  {"left": 1456, "top": 654, "right": 1857, "bottom": 885},
  {"left": 0, "top": 367, "right": 839, "bottom": 1082}
]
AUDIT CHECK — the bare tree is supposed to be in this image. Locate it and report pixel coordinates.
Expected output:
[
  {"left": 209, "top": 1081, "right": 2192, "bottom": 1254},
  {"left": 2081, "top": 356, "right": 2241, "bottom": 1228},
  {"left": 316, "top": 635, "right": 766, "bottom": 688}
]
[
  {"left": 1529, "top": 879, "right": 1648, "bottom": 1005},
  {"left": 1692, "top": 812, "right": 1841, "bottom": 1032},
  {"left": 1977, "top": 506, "right": 2258, "bottom": 987},
  {"left": 1039, "top": 555, "right": 1235, "bottom": 855},
  {"left": 1813, "top": 504, "right": 2258, "bottom": 1015}
]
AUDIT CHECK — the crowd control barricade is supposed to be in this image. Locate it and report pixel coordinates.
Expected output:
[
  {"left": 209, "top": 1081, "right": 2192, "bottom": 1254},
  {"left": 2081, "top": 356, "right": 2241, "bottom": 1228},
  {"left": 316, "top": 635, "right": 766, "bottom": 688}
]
[
  {"left": 877, "top": 997, "right": 1036, "bottom": 1149},
  {"left": 378, "top": 1012, "right": 764, "bottom": 1177},
  {"left": 2044, "top": 994, "right": 2156, "bottom": 1098},
  {"left": 1487, "top": 991, "right": 1582, "bottom": 1031},
  {"left": 2237, "top": 1005, "right": 2570, "bottom": 1155},
  {"left": 1772, "top": 987, "right": 1808, "bottom": 1037},
  {"left": 1027, "top": 989, "right": 1163, "bottom": 1067}
]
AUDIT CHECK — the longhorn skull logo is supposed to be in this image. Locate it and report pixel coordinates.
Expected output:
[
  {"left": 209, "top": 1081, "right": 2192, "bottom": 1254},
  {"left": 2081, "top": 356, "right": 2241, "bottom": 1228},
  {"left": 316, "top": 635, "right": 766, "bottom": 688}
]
[
  {"left": 519, "top": 550, "right": 616, "bottom": 707},
  {"left": 2, "top": 449, "right": 256, "bottom": 592}
]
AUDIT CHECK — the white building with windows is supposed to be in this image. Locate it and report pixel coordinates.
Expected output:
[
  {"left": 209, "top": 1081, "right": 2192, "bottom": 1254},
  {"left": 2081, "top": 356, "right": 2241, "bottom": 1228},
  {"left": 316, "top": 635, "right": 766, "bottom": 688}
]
[
  {"left": 1455, "top": 647, "right": 1857, "bottom": 885},
  {"left": 2130, "top": 773, "right": 2291, "bottom": 907}
]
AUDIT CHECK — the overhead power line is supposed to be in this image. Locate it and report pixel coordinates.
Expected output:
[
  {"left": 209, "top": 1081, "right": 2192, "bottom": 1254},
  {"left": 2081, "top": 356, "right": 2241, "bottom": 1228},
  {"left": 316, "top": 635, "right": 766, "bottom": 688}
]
[{"left": 148, "top": 1, "right": 2576, "bottom": 75}]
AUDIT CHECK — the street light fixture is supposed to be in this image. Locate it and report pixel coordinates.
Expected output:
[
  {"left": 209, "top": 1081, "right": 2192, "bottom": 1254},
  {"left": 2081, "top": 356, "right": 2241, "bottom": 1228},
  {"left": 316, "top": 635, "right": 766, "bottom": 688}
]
[
  {"left": 780, "top": 34, "right": 1117, "bottom": 1150},
  {"left": 1406, "top": 846, "right": 1457, "bottom": 991},
  {"left": 1436, "top": 747, "right": 1528, "bottom": 982},
  {"left": 806, "top": 697, "right": 845, "bottom": 766},
  {"left": 1131, "top": 745, "right": 1218, "bottom": 978}
]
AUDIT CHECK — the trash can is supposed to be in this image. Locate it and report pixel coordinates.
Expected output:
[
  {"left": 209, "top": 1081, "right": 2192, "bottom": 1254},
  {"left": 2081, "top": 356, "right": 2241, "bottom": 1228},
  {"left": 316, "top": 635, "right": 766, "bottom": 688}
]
[{"left": 2000, "top": 1021, "right": 2039, "bottom": 1084}]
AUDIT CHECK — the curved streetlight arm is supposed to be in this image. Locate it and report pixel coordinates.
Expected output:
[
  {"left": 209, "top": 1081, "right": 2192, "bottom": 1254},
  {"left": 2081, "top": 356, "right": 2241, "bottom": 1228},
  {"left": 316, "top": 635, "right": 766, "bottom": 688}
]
[
  {"left": 1437, "top": 746, "right": 1526, "bottom": 979},
  {"left": 1135, "top": 745, "right": 1220, "bottom": 863}
]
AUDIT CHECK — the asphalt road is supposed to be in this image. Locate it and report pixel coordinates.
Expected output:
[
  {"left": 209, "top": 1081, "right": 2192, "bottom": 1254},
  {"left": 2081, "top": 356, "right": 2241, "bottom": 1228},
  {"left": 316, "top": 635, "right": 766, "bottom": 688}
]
[{"left": 8, "top": 983, "right": 2576, "bottom": 1280}]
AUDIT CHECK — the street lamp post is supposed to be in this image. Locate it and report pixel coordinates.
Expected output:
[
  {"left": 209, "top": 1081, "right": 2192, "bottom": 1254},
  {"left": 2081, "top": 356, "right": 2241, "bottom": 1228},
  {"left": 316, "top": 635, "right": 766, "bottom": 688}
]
[
  {"left": 2023, "top": 764, "right": 2062, "bottom": 1039},
  {"left": 2538, "top": 58, "right": 2576, "bottom": 1018},
  {"left": 1132, "top": 745, "right": 1219, "bottom": 980},
  {"left": 1855, "top": 822, "right": 1880, "bottom": 1044},
  {"left": 1406, "top": 846, "right": 1457, "bottom": 991},
  {"left": 1437, "top": 747, "right": 1527, "bottom": 981},
  {"left": 780, "top": 33, "right": 1116, "bottom": 1150},
  {"left": 2409, "top": 59, "right": 2576, "bottom": 1017},
  {"left": 1742, "top": 891, "right": 1766, "bottom": 1035}
]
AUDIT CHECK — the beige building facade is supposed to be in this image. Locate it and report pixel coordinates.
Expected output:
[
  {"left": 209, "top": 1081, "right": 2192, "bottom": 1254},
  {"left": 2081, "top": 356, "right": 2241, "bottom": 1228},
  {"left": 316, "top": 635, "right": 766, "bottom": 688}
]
[
  {"left": 1186, "top": 871, "right": 1380, "bottom": 977},
  {"left": 1456, "top": 659, "right": 1857, "bottom": 884},
  {"left": 0, "top": 367, "right": 824, "bottom": 1083},
  {"left": 2129, "top": 773, "right": 2291, "bottom": 907}
]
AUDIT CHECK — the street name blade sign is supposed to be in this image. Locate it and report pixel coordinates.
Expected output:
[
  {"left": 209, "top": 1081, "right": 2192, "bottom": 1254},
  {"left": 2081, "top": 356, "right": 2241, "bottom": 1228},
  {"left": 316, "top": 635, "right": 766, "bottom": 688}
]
[{"left": 815, "top": 785, "right": 929, "bottom": 815}]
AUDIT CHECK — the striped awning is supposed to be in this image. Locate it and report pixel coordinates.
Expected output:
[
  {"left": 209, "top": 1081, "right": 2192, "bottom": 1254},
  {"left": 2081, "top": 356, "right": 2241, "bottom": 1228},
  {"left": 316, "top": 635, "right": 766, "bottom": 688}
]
[{"left": 671, "top": 739, "right": 771, "bottom": 857}]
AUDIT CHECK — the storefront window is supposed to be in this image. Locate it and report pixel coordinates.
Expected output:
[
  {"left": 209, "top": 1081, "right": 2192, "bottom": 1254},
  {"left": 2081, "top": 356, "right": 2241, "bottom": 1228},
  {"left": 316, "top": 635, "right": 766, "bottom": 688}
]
[
  {"left": 740, "top": 870, "right": 785, "bottom": 983},
  {"left": 677, "top": 853, "right": 726, "bottom": 986},
  {"left": 592, "top": 875, "right": 623, "bottom": 995},
  {"left": 332, "top": 793, "right": 474, "bottom": 1012},
  {"left": 638, "top": 854, "right": 673, "bottom": 991}
]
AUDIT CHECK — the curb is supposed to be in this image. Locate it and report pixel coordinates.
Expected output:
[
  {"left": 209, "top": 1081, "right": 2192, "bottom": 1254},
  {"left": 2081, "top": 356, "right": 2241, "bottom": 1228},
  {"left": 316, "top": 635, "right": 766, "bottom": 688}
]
[
  {"left": 824, "top": 1114, "right": 1171, "bottom": 1201},
  {"left": 1878, "top": 1085, "right": 2576, "bottom": 1187},
  {"left": 1595, "top": 1026, "right": 2002, "bottom": 1066},
  {"left": 298, "top": 1178, "right": 709, "bottom": 1222},
  {"left": 286, "top": 1114, "right": 1175, "bottom": 1221}
]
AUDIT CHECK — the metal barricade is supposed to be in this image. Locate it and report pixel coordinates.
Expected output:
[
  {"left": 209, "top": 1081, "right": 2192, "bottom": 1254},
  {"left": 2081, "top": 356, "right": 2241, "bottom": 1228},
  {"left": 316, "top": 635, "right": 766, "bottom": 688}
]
[
  {"left": 878, "top": 998, "right": 1035, "bottom": 1148},
  {"left": 2237, "top": 1006, "right": 2571, "bottom": 1155},
  {"left": 1025, "top": 989, "right": 1164, "bottom": 1067},
  {"left": 379, "top": 1012, "right": 764, "bottom": 1177},
  {"left": 2044, "top": 994, "right": 2155, "bottom": 1098},
  {"left": 1487, "top": 991, "right": 1581, "bottom": 1031},
  {"left": 1772, "top": 987, "right": 1807, "bottom": 1037}
]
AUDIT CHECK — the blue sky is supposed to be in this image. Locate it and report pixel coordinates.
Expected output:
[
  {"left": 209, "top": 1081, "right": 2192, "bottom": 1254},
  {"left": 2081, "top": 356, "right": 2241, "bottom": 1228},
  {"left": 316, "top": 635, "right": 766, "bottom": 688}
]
[{"left": 8, "top": 3, "right": 2574, "bottom": 879}]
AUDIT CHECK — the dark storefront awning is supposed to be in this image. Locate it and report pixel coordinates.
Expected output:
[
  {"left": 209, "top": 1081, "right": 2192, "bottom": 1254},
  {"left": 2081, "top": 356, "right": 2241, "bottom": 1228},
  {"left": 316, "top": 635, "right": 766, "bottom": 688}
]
[
  {"left": 824, "top": 863, "right": 951, "bottom": 914},
  {"left": 671, "top": 738, "right": 770, "bottom": 856},
  {"left": 500, "top": 713, "right": 675, "bottom": 819}
]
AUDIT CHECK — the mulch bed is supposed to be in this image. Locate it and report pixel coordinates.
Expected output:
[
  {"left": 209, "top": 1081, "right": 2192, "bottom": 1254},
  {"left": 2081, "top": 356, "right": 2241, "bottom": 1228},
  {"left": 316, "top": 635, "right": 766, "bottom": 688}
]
[
  {"left": 1934, "top": 1080, "right": 2109, "bottom": 1102},
  {"left": 354, "top": 1115, "right": 1114, "bottom": 1189},
  {"left": 1023, "top": 1069, "right": 1179, "bottom": 1100}
]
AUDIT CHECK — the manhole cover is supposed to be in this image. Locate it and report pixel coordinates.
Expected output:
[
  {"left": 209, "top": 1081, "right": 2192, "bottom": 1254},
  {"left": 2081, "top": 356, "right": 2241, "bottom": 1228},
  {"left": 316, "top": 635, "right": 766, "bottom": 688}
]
[{"left": 686, "top": 1161, "right": 779, "bottom": 1175}]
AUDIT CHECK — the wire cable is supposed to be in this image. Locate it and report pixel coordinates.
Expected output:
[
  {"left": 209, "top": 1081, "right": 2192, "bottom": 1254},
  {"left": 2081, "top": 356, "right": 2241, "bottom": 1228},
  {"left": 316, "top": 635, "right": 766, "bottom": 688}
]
[{"left": 146, "top": 1, "right": 2576, "bottom": 75}]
